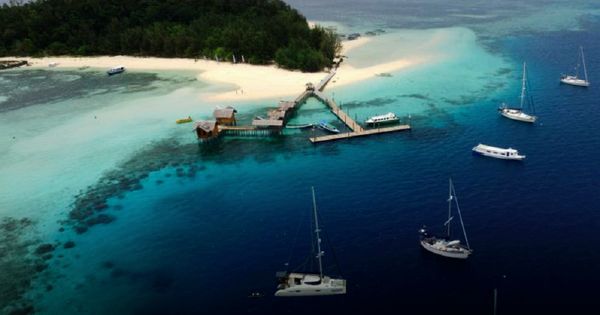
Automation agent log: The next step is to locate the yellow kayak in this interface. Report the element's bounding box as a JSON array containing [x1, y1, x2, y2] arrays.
[[176, 116, 193, 124]]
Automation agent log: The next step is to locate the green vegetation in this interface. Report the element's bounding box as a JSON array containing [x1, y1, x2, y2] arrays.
[[0, 0, 341, 72]]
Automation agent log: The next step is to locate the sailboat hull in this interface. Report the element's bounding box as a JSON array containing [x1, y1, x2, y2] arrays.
[[560, 77, 590, 87], [499, 108, 536, 123], [420, 239, 472, 259]]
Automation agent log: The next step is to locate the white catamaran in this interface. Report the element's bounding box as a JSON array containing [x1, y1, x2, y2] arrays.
[[561, 46, 590, 87], [275, 187, 347, 297], [419, 179, 472, 259], [498, 62, 537, 123]]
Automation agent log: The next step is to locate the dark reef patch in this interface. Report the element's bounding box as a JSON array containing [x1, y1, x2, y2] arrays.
[[63, 241, 76, 249], [399, 93, 431, 101], [0, 217, 50, 314]]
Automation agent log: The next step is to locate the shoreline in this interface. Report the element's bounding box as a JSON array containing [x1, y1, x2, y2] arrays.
[[0, 36, 428, 102]]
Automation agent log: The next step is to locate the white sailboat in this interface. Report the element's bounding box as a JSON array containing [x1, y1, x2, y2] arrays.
[[275, 187, 347, 297], [561, 46, 590, 87], [419, 179, 472, 259], [498, 62, 537, 123]]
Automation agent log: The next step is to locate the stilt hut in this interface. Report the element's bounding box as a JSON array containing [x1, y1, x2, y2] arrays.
[[213, 106, 237, 126], [194, 120, 219, 140]]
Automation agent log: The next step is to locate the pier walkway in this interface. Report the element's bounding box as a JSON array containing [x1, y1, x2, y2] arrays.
[[309, 125, 411, 143], [313, 90, 364, 133]]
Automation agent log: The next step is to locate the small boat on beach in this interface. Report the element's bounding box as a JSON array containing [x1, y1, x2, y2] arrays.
[[48, 62, 59, 68], [275, 187, 347, 297], [472, 144, 525, 161], [318, 121, 340, 134], [560, 46, 590, 87], [498, 62, 537, 123], [365, 112, 399, 126], [176, 116, 193, 124], [107, 66, 125, 76], [419, 179, 472, 259]]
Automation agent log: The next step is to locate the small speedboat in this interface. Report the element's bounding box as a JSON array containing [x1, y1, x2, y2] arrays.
[[365, 112, 399, 126], [318, 121, 340, 134], [176, 116, 193, 124], [107, 66, 125, 76], [285, 123, 314, 129], [472, 144, 525, 161]]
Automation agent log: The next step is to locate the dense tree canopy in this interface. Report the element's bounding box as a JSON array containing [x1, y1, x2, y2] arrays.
[[0, 0, 341, 71]]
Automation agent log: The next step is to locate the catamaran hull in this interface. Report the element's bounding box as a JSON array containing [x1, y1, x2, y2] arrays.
[[420, 241, 471, 259], [275, 286, 347, 297], [560, 78, 590, 87]]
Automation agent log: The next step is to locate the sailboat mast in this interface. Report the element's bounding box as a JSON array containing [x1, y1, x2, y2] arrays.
[[311, 187, 324, 279], [520, 62, 527, 109], [451, 183, 471, 249], [447, 178, 452, 237], [581, 46, 588, 82]]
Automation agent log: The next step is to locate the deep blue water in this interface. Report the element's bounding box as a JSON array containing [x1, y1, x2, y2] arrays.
[[59, 22, 600, 315], [4, 3, 599, 314]]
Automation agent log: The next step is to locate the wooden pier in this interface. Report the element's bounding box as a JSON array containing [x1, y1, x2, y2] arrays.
[[194, 59, 412, 143], [310, 124, 411, 143], [313, 90, 364, 132]]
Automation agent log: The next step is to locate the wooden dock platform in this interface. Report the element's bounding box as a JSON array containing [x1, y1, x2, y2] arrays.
[[309, 124, 411, 143], [313, 90, 364, 132]]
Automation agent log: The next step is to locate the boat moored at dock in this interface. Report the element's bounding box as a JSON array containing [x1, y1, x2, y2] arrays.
[[472, 144, 525, 160], [318, 121, 340, 134], [365, 112, 399, 126], [107, 66, 126, 76]]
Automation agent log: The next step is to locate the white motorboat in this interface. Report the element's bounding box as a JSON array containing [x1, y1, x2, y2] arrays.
[[318, 121, 340, 134], [275, 187, 347, 297], [365, 112, 399, 126], [560, 46, 590, 87], [498, 62, 537, 123], [107, 65, 126, 76], [472, 144, 525, 161], [48, 62, 59, 68], [419, 179, 472, 259]]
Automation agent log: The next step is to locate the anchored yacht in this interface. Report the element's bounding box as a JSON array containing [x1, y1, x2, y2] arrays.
[[498, 62, 537, 123], [472, 144, 525, 161], [275, 187, 347, 297]]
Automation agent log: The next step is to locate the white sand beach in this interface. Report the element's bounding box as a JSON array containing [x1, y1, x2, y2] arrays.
[[2, 32, 438, 102]]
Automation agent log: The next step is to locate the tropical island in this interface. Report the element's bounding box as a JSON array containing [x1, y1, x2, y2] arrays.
[[0, 0, 340, 72]]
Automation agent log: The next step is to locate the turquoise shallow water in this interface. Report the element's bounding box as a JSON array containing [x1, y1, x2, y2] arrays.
[[2, 2, 600, 314]]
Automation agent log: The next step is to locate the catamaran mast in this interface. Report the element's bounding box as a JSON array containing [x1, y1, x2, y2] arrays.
[[451, 182, 471, 249], [447, 178, 452, 237], [581, 46, 588, 83], [520, 62, 527, 109], [311, 187, 324, 279]]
